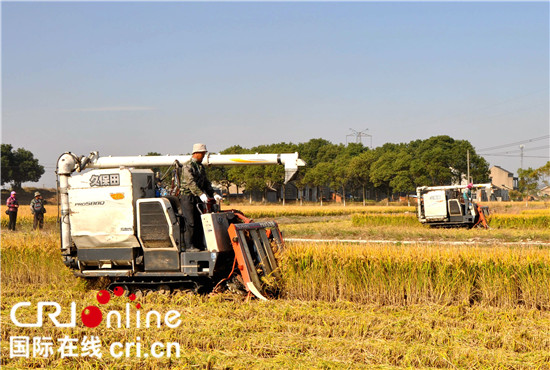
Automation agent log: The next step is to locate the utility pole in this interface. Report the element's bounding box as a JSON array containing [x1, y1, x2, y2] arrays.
[[467, 150, 470, 184], [519, 144, 526, 207], [519, 145, 524, 170]]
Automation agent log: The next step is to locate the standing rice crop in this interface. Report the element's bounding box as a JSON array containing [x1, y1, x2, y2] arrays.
[[1, 231, 72, 287], [521, 208, 550, 215], [488, 214, 550, 229], [233, 205, 415, 218], [351, 213, 419, 227], [280, 242, 550, 309]]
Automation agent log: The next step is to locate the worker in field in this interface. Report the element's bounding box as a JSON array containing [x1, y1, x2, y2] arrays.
[[180, 143, 222, 251], [462, 183, 473, 212], [30, 191, 46, 230], [6, 191, 19, 231]]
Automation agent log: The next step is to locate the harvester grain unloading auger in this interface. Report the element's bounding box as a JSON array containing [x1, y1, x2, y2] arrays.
[[56, 150, 305, 299]]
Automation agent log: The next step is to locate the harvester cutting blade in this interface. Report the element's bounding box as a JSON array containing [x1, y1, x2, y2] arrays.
[[228, 221, 284, 300]]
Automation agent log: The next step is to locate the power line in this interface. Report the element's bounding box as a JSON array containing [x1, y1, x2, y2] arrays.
[[479, 145, 550, 156], [410, 88, 548, 129], [2, 166, 58, 169], [477, 135, 550, 152], [481, 154, 549, 158]]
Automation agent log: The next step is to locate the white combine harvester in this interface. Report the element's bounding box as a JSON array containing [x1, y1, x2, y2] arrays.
[[416, 184, 490, 228], [56, 151, 305, 299]]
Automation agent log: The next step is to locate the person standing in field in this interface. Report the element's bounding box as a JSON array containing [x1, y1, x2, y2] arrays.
[[180, 143, 222, 251], [6, 191, 19, 231], [462, 183, 473, 212], [30, 191, 46, 230]]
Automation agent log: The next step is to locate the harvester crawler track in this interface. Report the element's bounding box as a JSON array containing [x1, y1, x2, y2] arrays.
[[106, 279, 204, 296]]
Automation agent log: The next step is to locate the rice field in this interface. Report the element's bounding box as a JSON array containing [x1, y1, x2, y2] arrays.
[[281, 242, 550, 309], [522, 208, 550, 215], [1, 201, 549, 368], [233, 204, 416, 218], [488, 214, 550, 229], [350, 212, 550, 229]]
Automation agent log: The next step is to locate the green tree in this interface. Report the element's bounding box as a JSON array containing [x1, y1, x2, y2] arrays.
[[409, 136, 489, 186], [347, 150, 376, 205], [370, 148, 399, 203], [389, 149, 415, 194], [1, 144, 45, 190], [250, 142, 299, 204], [331, 154, 352, 206], [304, 161, 334, 206], [206, 166, 231, 196], [296, 139, 338, 203], [535, 161, 550, 187], [410, 136, 456, 185], [297, 139, 332, 166], [242, 166, 268, 203], [517, 167, 540, 200], [227, 166, 247, 196]]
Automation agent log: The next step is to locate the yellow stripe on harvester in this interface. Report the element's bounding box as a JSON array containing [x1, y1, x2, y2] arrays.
[[230, 158, 268, 163]]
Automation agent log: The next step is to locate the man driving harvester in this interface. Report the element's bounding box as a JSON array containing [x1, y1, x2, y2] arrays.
[[180, 143, 223, 251]]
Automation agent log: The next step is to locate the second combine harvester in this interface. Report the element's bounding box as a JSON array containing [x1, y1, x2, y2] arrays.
[[416, 184, 490, 228], [56, 150, 306, 300]]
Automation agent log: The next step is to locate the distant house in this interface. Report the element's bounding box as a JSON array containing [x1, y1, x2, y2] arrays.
[[540, 186, 550, 198], [489, 166, 518, 201], [490, 166, 518, 190]]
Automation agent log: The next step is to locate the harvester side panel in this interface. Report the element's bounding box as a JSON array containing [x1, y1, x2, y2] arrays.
[[422, 190, 447, 221], [67, 169, 153, 249], [201, 213, 233, 253]]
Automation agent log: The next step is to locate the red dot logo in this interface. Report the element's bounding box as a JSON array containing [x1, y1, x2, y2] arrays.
[[113, 286, 124, 297], [96, 290, 111, 304], [81, 306, 102, 328], [87, 286, 143, 322]]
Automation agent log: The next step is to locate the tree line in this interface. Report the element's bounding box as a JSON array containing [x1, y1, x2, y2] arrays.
[[206, 135, 491, 203], [4, 139, 547, 201]]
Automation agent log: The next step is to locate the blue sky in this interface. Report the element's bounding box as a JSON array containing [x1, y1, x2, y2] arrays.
[[2, 2, 549, 187]]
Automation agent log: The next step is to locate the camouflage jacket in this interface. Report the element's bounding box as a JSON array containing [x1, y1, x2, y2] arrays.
[[181, 158, 214, 197]]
